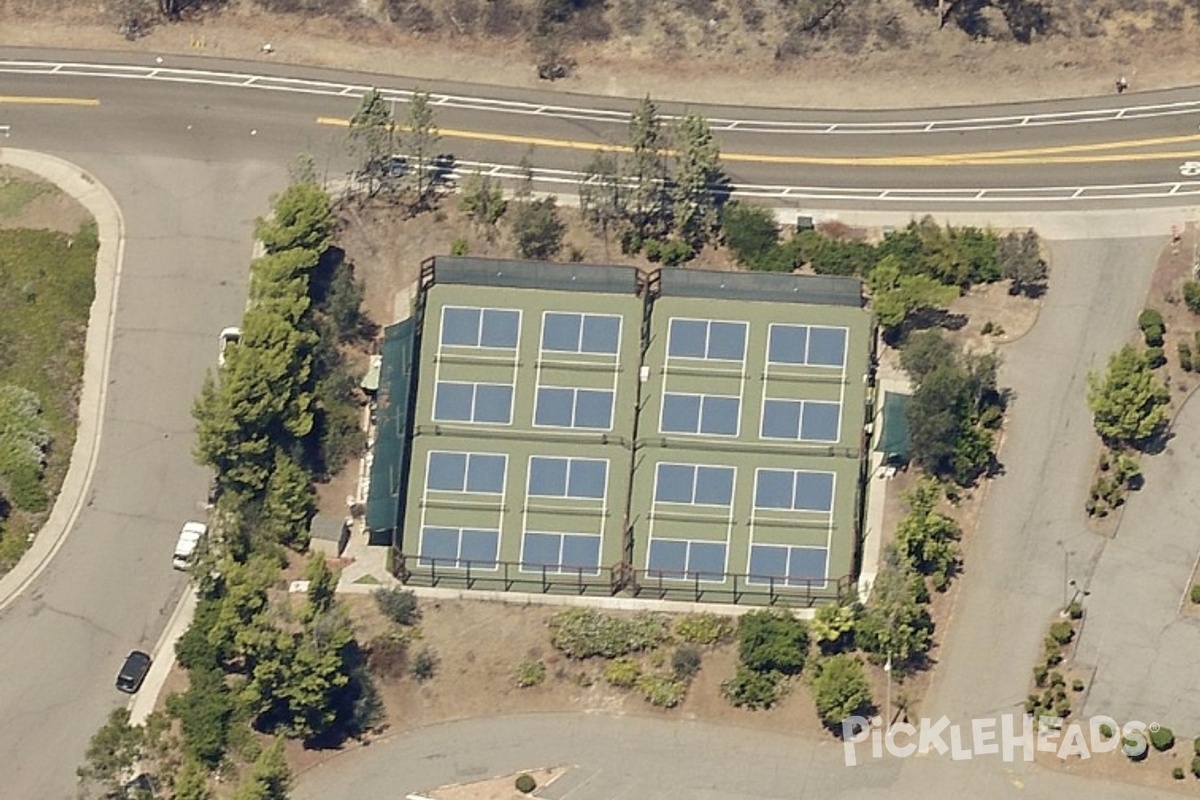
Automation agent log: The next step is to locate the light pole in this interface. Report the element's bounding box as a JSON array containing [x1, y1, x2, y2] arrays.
[[884, 652, 893, 732], [1056, 539, 1070, 611]]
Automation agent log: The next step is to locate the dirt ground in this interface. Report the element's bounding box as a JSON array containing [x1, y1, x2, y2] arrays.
[[427, 767, 567, 800], [0, 166, 91, 234], [1, 0, 1198, 111]]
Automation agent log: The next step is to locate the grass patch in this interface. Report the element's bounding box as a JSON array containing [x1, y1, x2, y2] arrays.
[[353, 574, 381, 585], [0, 222, 98, 570], [0, 176, 56, 219]]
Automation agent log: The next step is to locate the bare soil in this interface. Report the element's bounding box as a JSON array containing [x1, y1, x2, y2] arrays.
[[0, 166, 91, 234], [427, 767, 567, 800], [1, 0, 1198, 111]]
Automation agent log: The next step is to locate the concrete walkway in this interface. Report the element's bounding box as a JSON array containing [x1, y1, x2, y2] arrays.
[[0, 148, 124, 614]]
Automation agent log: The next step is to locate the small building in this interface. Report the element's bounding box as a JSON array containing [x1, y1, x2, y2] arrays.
[[366, 256, 875, 606], [308, 514, 350, 558]]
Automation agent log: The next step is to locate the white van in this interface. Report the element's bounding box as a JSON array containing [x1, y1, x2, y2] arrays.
[[172, 521, 208, 570]]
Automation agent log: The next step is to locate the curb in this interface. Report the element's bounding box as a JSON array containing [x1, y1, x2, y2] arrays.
[[0, 148, 125, 612]]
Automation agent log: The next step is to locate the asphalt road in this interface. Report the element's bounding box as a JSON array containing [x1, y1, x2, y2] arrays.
[[0, 47, 1193, 799]]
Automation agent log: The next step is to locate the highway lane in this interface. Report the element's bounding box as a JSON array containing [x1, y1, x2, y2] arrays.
[[3, 57, 1200, 203]]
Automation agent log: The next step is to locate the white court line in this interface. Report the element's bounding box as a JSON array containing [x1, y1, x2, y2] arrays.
[[3, 59, 1200, 135]]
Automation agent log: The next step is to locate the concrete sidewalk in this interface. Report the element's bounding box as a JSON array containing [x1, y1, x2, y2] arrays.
[[0, 148, 125, 613]]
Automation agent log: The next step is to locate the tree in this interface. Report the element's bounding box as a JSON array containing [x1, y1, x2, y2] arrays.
[[672, 112, 724, 249], [261, 451, 316, 550], [231, 739, 291, 800], [809, 654, 872, 728], [997, 229, 1046, 295], [401, 89, 441, 208], [855, 555, 933, 670], [899, 330, 958, 386], [287, 151, 320, 187], [459, 170, 508, 232], [737, 610, 809, 675], [166, 664, 235, 768], [868, 255, 960, 335], [1087, 344, 1171, 447], [721, 201, 780, 268], [625, 96, 670, 237], [893, 479, 961, 590], [907, 364, 972, 478], [174, 757, 214, 800], [579, 150, 626, 257], [1183, 281, 1200, 315], [255, 182, 333, 255], [511, 196, 566, 260], [305, 552, 338, 615], [346, 89, 394, 197], [76, 708, 143, 799]]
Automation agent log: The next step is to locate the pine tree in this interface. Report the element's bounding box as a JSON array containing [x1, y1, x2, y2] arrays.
[[671, 112, 724, 249], [346, 89, 394, 197]]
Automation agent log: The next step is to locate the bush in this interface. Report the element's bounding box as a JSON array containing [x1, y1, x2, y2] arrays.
[[1071, 679, 1085, 692], [808, 654, 872, 728], [373, 588, 420, 625], [722, 665, 785, 709], [511, 197, 565, 260], [1150, 726, 1175, 752], [449, 236, 469, 256], [1191, 584, 1200, 604], [550, 608, 671, 659], [737, 610, 809, 675], [1179, 342, 1194, 372], [515, 773, 537, 794], [1066, 600, 1084, 620], [1184, 280, 1200, 315], [659, 239, 696, 266], [1048, 621, 1075, 646], [1173, 766, 1185, 780], [636, 672, 687, 708], [604, 657, 642, 688], [1145, 346, 1166, 369], [674, 613, 733, 645], [410, 646, 438, 682], [515, 660, 546, 688], [643, 238, 663, 262], [1100, 723, 1114, 739], [672, 645, 702, 679], [1032, 663, 1049, 687], [1138, 308, 1164, 333], [1192, 755, 1200, 778], [721, 201, 780, 268]]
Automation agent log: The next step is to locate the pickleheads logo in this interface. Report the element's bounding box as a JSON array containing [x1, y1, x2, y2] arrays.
[[841, 714, 1154, 767]]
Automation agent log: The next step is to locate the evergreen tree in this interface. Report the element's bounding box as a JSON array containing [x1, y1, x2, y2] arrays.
[[346, 89, 394, 197], [671, 112, 724, 249]]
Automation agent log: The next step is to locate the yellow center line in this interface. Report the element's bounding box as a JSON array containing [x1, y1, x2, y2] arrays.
[[316, 116, 1200, 167], [0, 96, 100, 106]]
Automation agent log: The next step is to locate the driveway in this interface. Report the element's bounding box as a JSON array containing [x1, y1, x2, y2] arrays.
[[1076, 386, 1200, 733]]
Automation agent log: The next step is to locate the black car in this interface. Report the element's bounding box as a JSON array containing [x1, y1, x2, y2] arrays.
[[116, 650, 152, 694]]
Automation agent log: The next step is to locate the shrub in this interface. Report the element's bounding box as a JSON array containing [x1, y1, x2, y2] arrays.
[[1125, 736, 1148, 760], [1192, 755, 1200, 778], [1138, 308, 1164, 333], [722, 666, 784, 709], [672, 645, 702, 679], [674, 613, 733, 645], [1191, 584, 1200, 604], [1048, 621, 1075, 646], [808, 654, 872, 728], [1151, 726, 1176, 752], [1184, 280, 1200, 314], [643, 238, 663, 262], [1173, 766, 1185, 780], [550, 608, 671, 659], [1099, 723, 1114, 739], [737, 610, 809, 675], [515, 660, 546, 688], [1194, 735, 1200, 756], [515, 773, 537, 794], [373, 588, 420, 625], [1066, 601, 1084, 620], [1071, 679, 1085, 692], [511, 197, 565, 260], [1146, 346, 1166, 369], [636, 672, 687, 708], [604, 657, 642, 688], [1032, 663, 1049, 687], [1179, 342, 1194, 372], [410, 646, 438, 682], [449, 236, 469, 256], [659, 239, 696, 266]]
